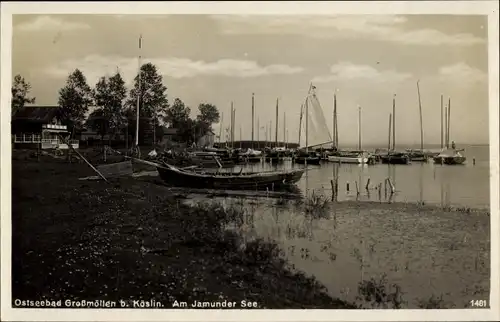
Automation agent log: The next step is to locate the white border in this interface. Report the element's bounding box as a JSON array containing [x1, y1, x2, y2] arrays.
[[1, 1, 499, 321]]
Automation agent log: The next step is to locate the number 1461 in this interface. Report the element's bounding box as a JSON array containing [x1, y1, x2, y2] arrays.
[[470, 300, 488, 308]]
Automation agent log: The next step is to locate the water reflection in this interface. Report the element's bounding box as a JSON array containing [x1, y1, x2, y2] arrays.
[[211, 196, 490, 308], [223, 151, 488, 208]]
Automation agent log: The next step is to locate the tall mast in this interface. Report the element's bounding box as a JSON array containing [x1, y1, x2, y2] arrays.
[[444, 104, 448, 149], [283, 111, 286, 148], [275, 98, 279, 148], [448, 97, 451, 148], [388, 113, 392, 151], [233, 105, 236, 149], [358, 105, 362, 151], [333, 92, 338, 149], [230, 102, 234, 148], [256, 117, 260, 149], [305, 97, 309, 153], [218, 112, 223, 144], [392, 94, 396, 151], [440, 94, 443, 149], [251, 93, 255, 149], [298, 103, 304, 147], [417, 80, 424, 151], [135, 34, 143, 147]]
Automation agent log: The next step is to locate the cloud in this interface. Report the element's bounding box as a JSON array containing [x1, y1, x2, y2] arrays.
[[43, 54, 304, 86], [210, 15, 485, 46], [16, 15, 91, 32], [312, 61, 412, 83], [438, 62, 487, 84]]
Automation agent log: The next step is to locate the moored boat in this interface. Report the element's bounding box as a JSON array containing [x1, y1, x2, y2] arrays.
[[156, 163, 305, 190], [265, 149, 285, 163], [328, 150, 369, 164], [433, 149, 466, 165], [380, 152, 411, 165], [405, 149, 428, 162], [238, 148, 262, 163], [293, 151, 321, 165]]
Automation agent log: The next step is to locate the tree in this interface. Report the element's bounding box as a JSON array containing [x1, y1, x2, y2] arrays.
[[11, 74, 36, 114], [164, 98, 191, 128], [126, 63, 169, 144], [196, 103, 220, 126], [195, 103, 219, 141], [88, 72, 127, 143], [57, 69, 93, 133], [85, 109, 108, 140]]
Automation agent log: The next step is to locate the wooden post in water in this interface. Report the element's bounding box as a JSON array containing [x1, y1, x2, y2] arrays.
[[387, 178, 395, 194], [330, 179, 335, 201], [365, 178, 371, 191]]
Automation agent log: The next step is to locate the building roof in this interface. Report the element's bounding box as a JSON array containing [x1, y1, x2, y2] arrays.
[[12, 105, 59, 123]]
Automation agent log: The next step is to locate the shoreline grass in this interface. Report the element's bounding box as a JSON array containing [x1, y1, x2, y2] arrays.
[[11, 159, 356, 309]]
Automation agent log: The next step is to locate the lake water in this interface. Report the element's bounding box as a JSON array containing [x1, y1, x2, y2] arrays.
[[225, 145, 491, 209], [181, 145, 491, 308]]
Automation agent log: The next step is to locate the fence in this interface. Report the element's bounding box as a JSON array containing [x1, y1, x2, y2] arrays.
[[13, 134, 79, 149]]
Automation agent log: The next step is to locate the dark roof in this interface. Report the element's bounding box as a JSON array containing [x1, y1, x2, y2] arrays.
[[12, 105, 59, 123]]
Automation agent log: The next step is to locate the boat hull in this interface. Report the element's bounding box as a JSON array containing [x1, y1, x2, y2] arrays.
[[157, 166, 305, 190], [327, 155, 369, 164], [380, 155, 411, 165], [433, 156, 466, 165], [294, 157, 321, 165]]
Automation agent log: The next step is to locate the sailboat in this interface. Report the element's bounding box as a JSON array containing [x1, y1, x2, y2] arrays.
[[406, 80, 428, 162], [327, 93, 370, 164], [294, 84, 331, 165], [433, 98, 466, 165], [380, 94, 411, 165], [265, 98, 286, 163]]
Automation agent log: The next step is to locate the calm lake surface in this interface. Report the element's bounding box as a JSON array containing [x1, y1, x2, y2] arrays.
[[180, 145, 491, 308], [224, 144, 491, 209]]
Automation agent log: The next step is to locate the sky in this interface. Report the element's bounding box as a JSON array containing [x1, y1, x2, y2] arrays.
[[11, 14, 489, 146]]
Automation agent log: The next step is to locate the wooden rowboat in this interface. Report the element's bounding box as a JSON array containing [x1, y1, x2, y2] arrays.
[[156, 163, 305, 190]]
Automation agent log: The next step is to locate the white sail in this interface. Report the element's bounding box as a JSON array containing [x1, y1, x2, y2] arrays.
[[299, 90, 332, 149]]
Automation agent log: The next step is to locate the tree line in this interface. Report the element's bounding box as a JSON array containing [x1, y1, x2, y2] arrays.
[[11, 63, 220, 146]]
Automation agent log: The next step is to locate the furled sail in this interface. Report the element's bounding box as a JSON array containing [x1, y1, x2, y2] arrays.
[[299, 88, 332, 149]]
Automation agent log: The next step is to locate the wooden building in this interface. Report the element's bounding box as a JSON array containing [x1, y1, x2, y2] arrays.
[[11, 105, 79, 150]]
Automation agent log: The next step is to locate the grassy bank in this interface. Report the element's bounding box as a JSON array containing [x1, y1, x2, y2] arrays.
[[11, 158, 356, 309]]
